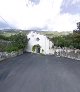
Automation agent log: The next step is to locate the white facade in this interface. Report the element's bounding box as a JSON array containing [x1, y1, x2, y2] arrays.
[[26, 31, 53, 54]]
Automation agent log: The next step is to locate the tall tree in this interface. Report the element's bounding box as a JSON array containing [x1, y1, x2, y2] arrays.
[[73, 22, 80, 33], [77, 22, 80, 31]]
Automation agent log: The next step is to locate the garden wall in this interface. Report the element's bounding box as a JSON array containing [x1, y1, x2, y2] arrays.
[[0, 50, 23, 61], [50, 48, 80, 60]]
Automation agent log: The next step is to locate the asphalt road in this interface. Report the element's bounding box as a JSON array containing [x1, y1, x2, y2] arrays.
[[0, 53, 80, 92]]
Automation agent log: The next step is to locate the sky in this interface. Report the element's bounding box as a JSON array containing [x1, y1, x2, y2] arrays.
[[0, 0, 80, 31]]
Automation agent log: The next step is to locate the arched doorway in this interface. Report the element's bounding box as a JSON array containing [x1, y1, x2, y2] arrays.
[[32, 44, 41, 53]]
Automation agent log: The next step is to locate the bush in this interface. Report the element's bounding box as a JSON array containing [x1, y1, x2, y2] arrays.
[[10, 33, 28, 50], [0, 33, 28, 52], [32, 46, 36, 52], [51, 33, 80, 49], [5, 45, 19, 53], [0, 34, 9, 40]]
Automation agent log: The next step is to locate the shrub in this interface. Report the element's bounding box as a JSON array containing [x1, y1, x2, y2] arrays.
[[0, 33, 28, 52], [51, 33, 80, 49], [32, 46, 35, 52]]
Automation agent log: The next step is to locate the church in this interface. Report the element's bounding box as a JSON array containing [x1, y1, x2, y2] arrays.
[[26, 31, 53, 54]]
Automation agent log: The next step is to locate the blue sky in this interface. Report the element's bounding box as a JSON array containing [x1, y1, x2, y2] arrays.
[[29, 0, 40, 5], [0, 21, 9, 28], [61, 0, 80, 14], [0, 0, 80, 31]]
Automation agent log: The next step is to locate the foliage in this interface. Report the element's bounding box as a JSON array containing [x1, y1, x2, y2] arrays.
[[77, 22, 80, 31], [73, 22, 80, 33], [32, 45, 36, 52], [0, 33, 28, 52], [0, 34, 9, 40], [51, 33, 80, 49], [9, 33, 28, 50], [0, 43, 6, 52], [32, 45, 41, 52], [5, 44, 19, 53]]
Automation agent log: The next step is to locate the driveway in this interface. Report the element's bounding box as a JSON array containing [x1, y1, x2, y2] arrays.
[[0, 53, 80, 92]]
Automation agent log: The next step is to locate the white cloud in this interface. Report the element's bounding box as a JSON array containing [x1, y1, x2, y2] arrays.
[[0, 0, 80, 31], [48, 14, 80, 31]]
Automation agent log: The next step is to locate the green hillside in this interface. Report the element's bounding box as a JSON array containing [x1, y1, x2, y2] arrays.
[[0, 29, 72, 38]]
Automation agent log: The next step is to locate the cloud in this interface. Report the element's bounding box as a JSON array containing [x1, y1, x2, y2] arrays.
[[61, 0, 80, 14], [48, 14, 80, 31], [0, 0, 80, 31]]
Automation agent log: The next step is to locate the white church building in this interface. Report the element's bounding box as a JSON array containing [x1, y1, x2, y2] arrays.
[[26, 31, 53, 54]]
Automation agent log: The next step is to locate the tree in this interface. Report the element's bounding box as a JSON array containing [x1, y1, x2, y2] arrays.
[[1, 33, 28, 52], [51, 33, 80, 49], [8, 33, 28, 51], [77, 22, 80, 31], [0, 33, 28, 52], [14, 33, 27, 48], [73, 22, 80, 33], [0, 34, 9, 40]]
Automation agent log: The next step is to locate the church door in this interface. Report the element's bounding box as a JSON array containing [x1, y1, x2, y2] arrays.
[[37, 47, 40, 53]]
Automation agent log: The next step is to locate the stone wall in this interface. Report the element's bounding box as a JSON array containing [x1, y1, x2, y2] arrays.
[[50, 48, 80, 60], [0, 50, 23, 61]]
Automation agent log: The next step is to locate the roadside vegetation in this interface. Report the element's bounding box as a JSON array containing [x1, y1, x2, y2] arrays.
[[0, 33, 28, 52], [51, 33, 80, 49], [51, 22, 80, 49]]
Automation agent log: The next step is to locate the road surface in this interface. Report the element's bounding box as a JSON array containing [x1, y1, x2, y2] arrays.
[[0, 53, 80, 92]]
